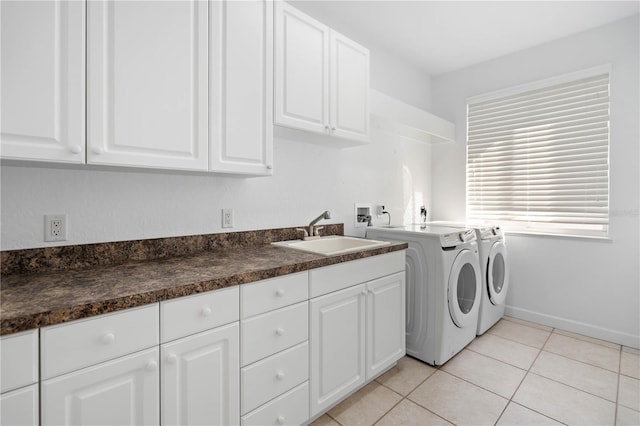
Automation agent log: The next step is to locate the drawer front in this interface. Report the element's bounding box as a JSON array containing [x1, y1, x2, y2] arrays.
[[241, 272, 308, 319], [161, 286, 239, 343], [41, 304, 159, 379], [309, 251, 405, 297], [241, 301, 308, 366], [241, 341, 308, 415], [241, 381, 309, 426], [0, 329, 38, 393]]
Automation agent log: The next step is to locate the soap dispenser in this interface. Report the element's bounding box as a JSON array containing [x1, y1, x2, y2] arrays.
[[420, 205, 427, 228]]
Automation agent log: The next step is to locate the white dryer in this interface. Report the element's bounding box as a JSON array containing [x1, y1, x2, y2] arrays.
[[366, 225, 481, 366], [474, 226, 509, 335]]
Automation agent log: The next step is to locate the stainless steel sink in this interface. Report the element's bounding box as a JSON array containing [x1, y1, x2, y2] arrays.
[[272, 236, 390, 256]]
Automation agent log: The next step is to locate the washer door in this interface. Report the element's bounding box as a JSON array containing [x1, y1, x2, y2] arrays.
[[448, 249, 481, 328], [487, 241, 509, 305]]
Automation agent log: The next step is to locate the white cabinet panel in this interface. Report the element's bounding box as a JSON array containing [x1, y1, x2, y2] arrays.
[[161, 323, 240, 426], [366, 272, 406, 380], [274, 1, 369, 145], [0, 330, 38, 393], [274, 1, 329, 134], [0, 0, 85, 163], [240, 272, 308, 318], [210, 0, 274, 175], [310, 284, 366, 417], [161, 286, 239, 343], [241, 301, 308, 366], [309, 251, 405, 298], [42, 347, 160, 426], [241, 341, 308, 415], [241, 382, 309, 426], [0, 385, 39, 426], [87, 0, 208, 170], [330, 31, 370, 143], [41, 304, 159, 380]]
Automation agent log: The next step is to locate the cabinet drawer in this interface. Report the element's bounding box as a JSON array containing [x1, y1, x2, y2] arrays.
[[241, 342, 308, 415], [241, 272, 308, 318], [309, 251, 405, 297], [41, 304, 159, 379], [241, 381, 309, 426], [242, 301, 308, 366], [1, 329, 38, 393], [161, 286, 239, 343]]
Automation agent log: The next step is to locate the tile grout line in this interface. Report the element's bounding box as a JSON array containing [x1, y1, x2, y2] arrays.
[[493, 325, 563, 425], [373, 365, 453, 425], [539, 347, 621, 374], [614, 344, 622, 425]]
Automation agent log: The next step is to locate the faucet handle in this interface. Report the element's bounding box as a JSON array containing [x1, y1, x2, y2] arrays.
[[314, 226, 324, 237], [295, 227, 309, 238]]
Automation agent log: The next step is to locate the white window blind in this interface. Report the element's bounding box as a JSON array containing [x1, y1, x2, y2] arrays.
[[467, 68, 610, 236]]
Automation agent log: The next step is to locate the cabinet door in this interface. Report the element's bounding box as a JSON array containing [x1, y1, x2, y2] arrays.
[[162, 323, 239, 426], [310, 284, 366, 417], [42, 348, 159, 426], [274, 1, 329, 134], [210, 0, 273, 176], [366, 272, 406, 380], [0, 385, 38, 426], [0, 0, 85, 163], [330, 31, 370, 143], [87, 0, 208, 171]]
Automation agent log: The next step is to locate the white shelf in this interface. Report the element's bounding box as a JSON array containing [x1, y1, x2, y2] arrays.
[[370, 89, 455, 143]]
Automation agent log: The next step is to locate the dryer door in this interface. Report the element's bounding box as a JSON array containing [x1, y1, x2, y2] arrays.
[[487, 241, 509, 305], [448, 249, 481, 328]]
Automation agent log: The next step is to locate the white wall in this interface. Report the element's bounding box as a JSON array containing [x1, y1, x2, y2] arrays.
[[0, 37, 433, 250], [431, 16, 640, 347]]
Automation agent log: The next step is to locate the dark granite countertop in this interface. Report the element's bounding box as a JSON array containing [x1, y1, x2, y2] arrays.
[[1, 231, 407, 335]]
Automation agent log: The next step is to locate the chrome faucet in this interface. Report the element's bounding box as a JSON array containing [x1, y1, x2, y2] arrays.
[[303, 210, 331, 239]]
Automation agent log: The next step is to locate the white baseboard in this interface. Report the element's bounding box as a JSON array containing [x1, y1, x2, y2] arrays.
[[505, 305, 640, 349]]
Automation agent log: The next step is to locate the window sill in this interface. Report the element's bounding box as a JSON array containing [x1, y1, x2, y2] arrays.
[[503, 229, 612, 242]]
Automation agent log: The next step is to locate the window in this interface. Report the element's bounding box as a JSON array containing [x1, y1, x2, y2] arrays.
[[466, 66, 610, 237]]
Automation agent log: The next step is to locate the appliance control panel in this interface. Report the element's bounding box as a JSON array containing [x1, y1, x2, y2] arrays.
[[441, 229, 476, 248]]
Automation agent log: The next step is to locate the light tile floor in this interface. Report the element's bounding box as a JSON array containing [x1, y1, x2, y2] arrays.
[[311, 316, 640, 426]]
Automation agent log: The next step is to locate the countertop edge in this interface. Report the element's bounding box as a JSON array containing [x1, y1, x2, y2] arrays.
[[1, 243, 407, 335]]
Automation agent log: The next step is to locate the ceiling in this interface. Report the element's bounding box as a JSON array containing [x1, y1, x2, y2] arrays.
[[289, 1, 640, 76]]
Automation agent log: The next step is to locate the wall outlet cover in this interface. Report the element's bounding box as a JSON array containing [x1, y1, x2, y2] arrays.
[[44, 214, 67, 242], [222, 209, 234, 228]]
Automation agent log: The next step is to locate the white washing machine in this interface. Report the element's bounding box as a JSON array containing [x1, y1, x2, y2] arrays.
[[429, 222, 510, 335], [366, 225, 481, 366]]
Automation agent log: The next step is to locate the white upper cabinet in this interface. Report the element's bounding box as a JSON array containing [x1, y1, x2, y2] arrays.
[[210, 0, 274, 176], [274, 2, 329, 135], [330, 32, 370, 143], [274, 2, 370, 145], [86, 0, 208, 171], [0, 0, 85, 163]]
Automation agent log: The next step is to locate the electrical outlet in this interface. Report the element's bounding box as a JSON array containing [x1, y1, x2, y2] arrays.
[[44, 214, 67, 242], [222, 209, 234, 228]]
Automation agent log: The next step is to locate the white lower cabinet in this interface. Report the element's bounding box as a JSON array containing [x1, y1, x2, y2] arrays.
[[41, 347, 160, 426], [161, 323, 240, 426], [0, 385, 38, 426], [160, 287, 240, 426], [1, 329, 39, 426], [309, 253, 406, 417], [241, 382, 309, 426], [240, 273, 310, 425], [310, 284, 367, 416], [366, 272, 406, 380], [5, 252, 405, 426]]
